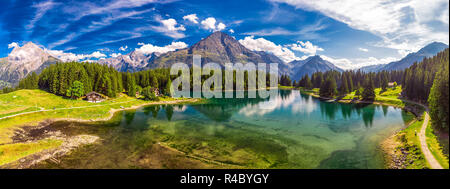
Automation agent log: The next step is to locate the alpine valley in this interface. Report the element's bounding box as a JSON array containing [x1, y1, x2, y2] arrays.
[[0, 32, 447, 88]]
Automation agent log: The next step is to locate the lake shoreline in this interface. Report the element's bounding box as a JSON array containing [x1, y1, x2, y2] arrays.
[[1, 89, 418, 169], [0, 98, 203, 167], [294, 88, 424, 169]]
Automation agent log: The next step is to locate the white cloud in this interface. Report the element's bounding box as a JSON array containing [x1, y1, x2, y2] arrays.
[[229, 29, 235, 34], [351, 56, 398, 69], [243, 19, 329, 41], [217, 23, 226, 31], [46, 49, 106, 62], [270, 0, 449, 54], [183, 14, 199, 24], [161, 18, 186, 31], [8, 42, 19, 49], [119, 45, 128, 51], [200, 17, 226, 31], [90, 51, 107, 58], [321, 55, 398, 70], [48, 8, 152, 48], [358, 48, 369, 52], [289, 41, 324, 55], [201, 17, 217, 30], [152, 16, 186, 39], [26, 0, 59, 31], [135, 41, 188, 55], [238, 36, 300, 63], [321, 55, 353, 70], [110, 53, 122, 58]]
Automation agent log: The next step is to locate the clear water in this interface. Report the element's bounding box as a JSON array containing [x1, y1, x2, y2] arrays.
[[35, 90, 414, 169]]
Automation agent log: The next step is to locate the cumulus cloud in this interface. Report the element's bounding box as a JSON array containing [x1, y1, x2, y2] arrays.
[[161, 18, 186, 31], [110, 53, 122, 58], [289, 41, 324, 55], [201, 17, 217, 30], [200, 17, 226, 31], [46, 49, 106, 62], [239, 36, 300, 63], [358, 48, 369, 52], [229, 29, 235, 34], [183, 14, 199, 24], [152, 16, 186, 39], [135, 41, 188, 55], [119, 45, 128, 51], [269, 0, 449, 53], [217, 22, 226, 31], [8, 42, 19, 49]]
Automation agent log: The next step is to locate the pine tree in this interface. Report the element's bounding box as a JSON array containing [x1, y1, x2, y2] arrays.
[[339, 74, 349, 95], [127, 72, 136, 97], [362, 77, 375, 101], [305, 75, 313, 90], [319, 76, 337, 98], [165, 78, 173, 96], [428, 63, 449, 130]]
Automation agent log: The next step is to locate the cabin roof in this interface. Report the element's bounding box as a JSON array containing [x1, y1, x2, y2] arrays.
[[86, 91, 102, 96]]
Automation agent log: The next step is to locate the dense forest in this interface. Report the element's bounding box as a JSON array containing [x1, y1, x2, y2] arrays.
[[289, 48, 449, 130], [14, 62, 275, 99], [290, 69, 402, 100], [16, 62, 173, 99]]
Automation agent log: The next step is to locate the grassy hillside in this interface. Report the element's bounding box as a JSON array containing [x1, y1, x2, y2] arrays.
[[0, 89, 195, 144], [0, 89, 199, 166]]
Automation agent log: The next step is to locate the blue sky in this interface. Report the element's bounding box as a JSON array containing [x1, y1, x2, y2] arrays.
[[0, 0, 448, 69]]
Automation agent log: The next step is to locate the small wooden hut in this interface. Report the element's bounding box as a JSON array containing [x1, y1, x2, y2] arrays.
[[86, 91, 104, 102], [151, 88, 160, 96]]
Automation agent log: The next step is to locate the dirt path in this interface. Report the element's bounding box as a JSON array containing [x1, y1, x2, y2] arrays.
[[419, 112, 443, 169]]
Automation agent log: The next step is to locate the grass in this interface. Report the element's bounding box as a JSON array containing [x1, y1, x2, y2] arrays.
[[0, 139, 62, 165], [395, 114, 429, 169], [425, 122, 449, 169], [308, 86, 408, 108], [0, 89, 200, 166], [0, 89, 198, 144]]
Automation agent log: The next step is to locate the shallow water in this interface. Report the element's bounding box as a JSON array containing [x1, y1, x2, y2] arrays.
[[35, 90, 414, 169]]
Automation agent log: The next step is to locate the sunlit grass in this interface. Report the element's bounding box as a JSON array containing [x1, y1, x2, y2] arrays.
[[0, 139, 62, 165], [396, 114, 429, 169], [0, 89, 198, 144], [425, 122, 449, 169]]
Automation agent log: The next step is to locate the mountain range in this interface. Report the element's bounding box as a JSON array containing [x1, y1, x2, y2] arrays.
[[359, 42, 448, 72], [0, 42, 59, 85], [0, 32, 447, 88], [100, 31, 342, 79], [287, 55, 343, 81]]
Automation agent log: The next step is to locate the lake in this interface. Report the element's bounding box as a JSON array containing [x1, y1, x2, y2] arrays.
[[34, 90, 414, 169]]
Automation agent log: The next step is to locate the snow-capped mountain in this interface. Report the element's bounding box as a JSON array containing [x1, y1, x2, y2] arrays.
[[0, 42, 59, 85]]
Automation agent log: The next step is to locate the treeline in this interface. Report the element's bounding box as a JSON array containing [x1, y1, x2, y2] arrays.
[[288, 69, 403, 100], [425, 49, 449, 130], [402, 49, 449, 103], [16, 61, 276, 99], [17, 62, 173, 99]]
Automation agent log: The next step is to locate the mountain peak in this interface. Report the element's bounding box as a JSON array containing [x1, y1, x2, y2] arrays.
[[417, 41, 448, 54], [1, 42, 58, 84], [189, 30, 249, 57], [309, 55, 323, 60]]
